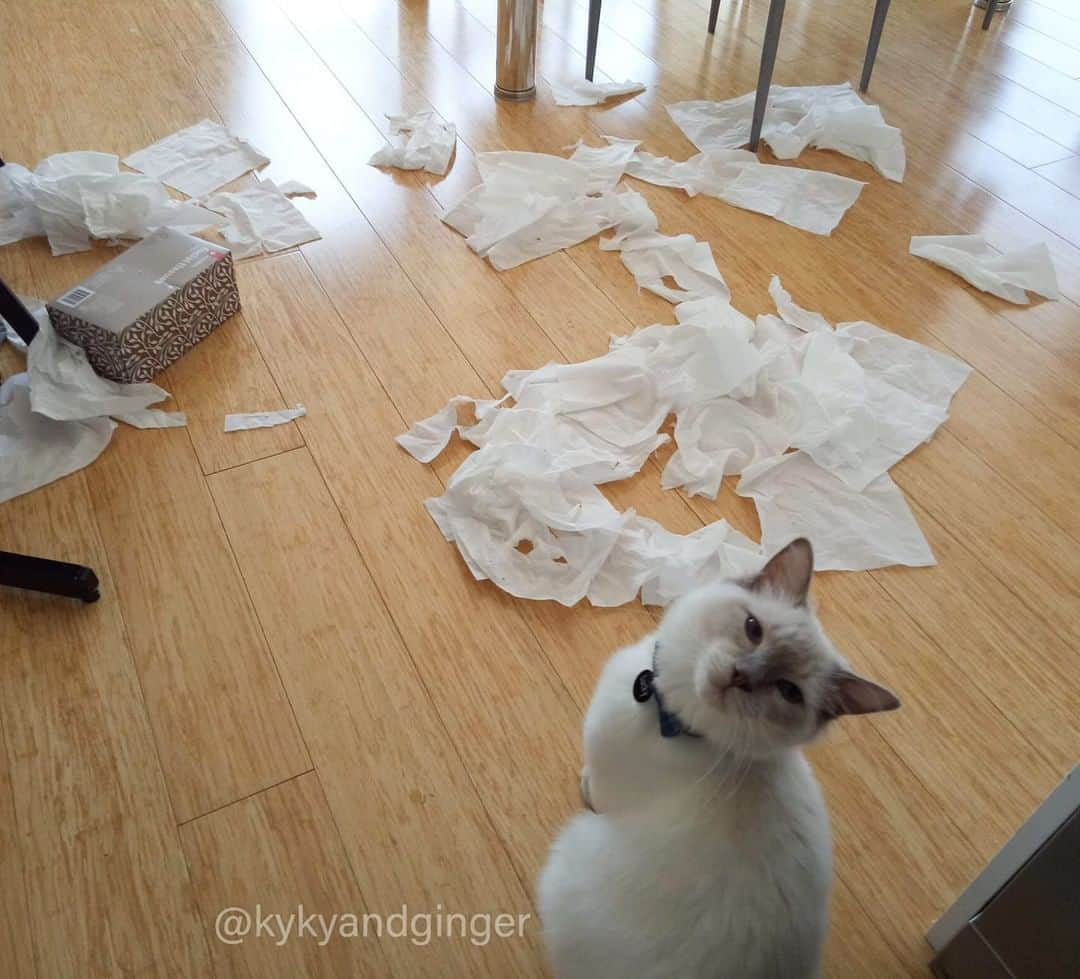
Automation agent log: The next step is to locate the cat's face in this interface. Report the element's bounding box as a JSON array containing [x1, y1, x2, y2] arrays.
[[655, 539, 898, 759]]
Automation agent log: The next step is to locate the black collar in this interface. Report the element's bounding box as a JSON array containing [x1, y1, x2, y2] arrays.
[[633, 642, 702, 739]]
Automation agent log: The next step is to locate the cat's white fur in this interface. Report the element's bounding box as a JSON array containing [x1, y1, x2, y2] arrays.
[[537, 540, 898, 979]]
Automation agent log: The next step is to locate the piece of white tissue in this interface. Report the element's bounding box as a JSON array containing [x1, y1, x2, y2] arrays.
[[909, 235, 1061, 305], [224, 405, 306, 431], [550, 79, 646, 107], [626, 149, 865, 236], [205, 180, 321, 258], [668, 83, 906, 182], [368, 111, 457, 176], [124, 119, 270, 198]]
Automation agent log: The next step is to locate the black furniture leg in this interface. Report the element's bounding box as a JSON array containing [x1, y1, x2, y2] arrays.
[[586, 0, 601, 81], [0, 551, 101, 603], [860, 0, 891, 92], [749, 0, 786, 152], [0, 275, 40, 347], [708, 0, 721, 35], [982, 0, 996, 30]]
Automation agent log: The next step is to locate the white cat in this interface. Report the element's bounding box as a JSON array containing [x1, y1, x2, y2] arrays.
[[537, 539, 899, 979]]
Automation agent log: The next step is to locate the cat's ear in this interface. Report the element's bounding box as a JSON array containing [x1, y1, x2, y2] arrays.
[[824, 671, 900, 717], [749, 538, 814, 605]]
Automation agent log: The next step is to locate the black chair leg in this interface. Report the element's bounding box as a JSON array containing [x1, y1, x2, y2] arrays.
[[982, 0, 996, 30], [860, 0, 891, 92], [586, 0, 601, 81], [0, 551, 101, 603], [749, 0, 786, 152], [708, 0, 721, 35], [0, 276, 40, 346]]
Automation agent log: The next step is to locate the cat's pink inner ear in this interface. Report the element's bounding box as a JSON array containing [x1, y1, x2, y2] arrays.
[[750, 538, 814, 605], [827, 671, 900, 716]]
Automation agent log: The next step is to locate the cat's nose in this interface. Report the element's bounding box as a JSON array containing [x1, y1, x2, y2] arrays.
[[729, 668, 750, 690]]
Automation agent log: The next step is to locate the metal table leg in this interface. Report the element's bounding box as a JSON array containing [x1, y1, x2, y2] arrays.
[[495, 0, 538, 100], [749, 0, 786, 152]]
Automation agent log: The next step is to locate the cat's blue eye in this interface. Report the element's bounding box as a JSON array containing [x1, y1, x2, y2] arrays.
[[744, 614, 763, 644], [776, 679, 803, 705]]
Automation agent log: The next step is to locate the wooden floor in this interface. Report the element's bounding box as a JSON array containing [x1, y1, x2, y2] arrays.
[[2, 0, 1079, 975]]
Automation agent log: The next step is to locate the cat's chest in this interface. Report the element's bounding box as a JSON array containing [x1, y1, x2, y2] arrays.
[[583, 639, 716, 813]]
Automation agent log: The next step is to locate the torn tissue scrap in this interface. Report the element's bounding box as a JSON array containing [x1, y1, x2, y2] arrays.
[[396, 279, 971, 603]]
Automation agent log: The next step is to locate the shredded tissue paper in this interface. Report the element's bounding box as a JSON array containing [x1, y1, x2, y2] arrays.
[[909, 235, 1061, 305], [668, 83, 906, 182], [396, 275, 970, 604], [1, 309, 185, 504], [550, 79, 647, 107], [368, 111, 457, 176], [124, 119, 270, 198], [0, 151, 220, 255]]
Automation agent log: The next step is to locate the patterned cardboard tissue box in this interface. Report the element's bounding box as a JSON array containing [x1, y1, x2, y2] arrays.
[[47, 227, 240, 383]]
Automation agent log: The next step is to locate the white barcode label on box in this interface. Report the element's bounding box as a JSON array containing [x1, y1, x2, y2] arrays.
[[58, 285, 94, 308]]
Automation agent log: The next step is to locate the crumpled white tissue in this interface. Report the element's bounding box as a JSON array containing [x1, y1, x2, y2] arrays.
[[401, 272, 970, 595], [0, 374, 115, 505], [506, 345, 673, 458], [424, 440, 760, 607], [614, 302, 764, 409], [0, 309, 184, 503], [27, 313, 173, 422], [909, 235, 1060, 305], [224, 405, 306, 431], [426, 443, 631, 606], [610, 231, 731, 305], [668, 83, 905, 182], [550, 79, 646, 106], [205, 180, 321, 258], [441, 138, 640, 269], [736, 451, 934, 571], [597, 189, 732, 304], [736, 280, 971, 491], [124, 119, 269, 198], [626, 149, 864, 235], [368, 111, 457, 176], [1, 153, 221, 255]]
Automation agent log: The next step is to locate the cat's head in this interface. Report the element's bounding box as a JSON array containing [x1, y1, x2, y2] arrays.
[[654, 538, 898, 758]]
